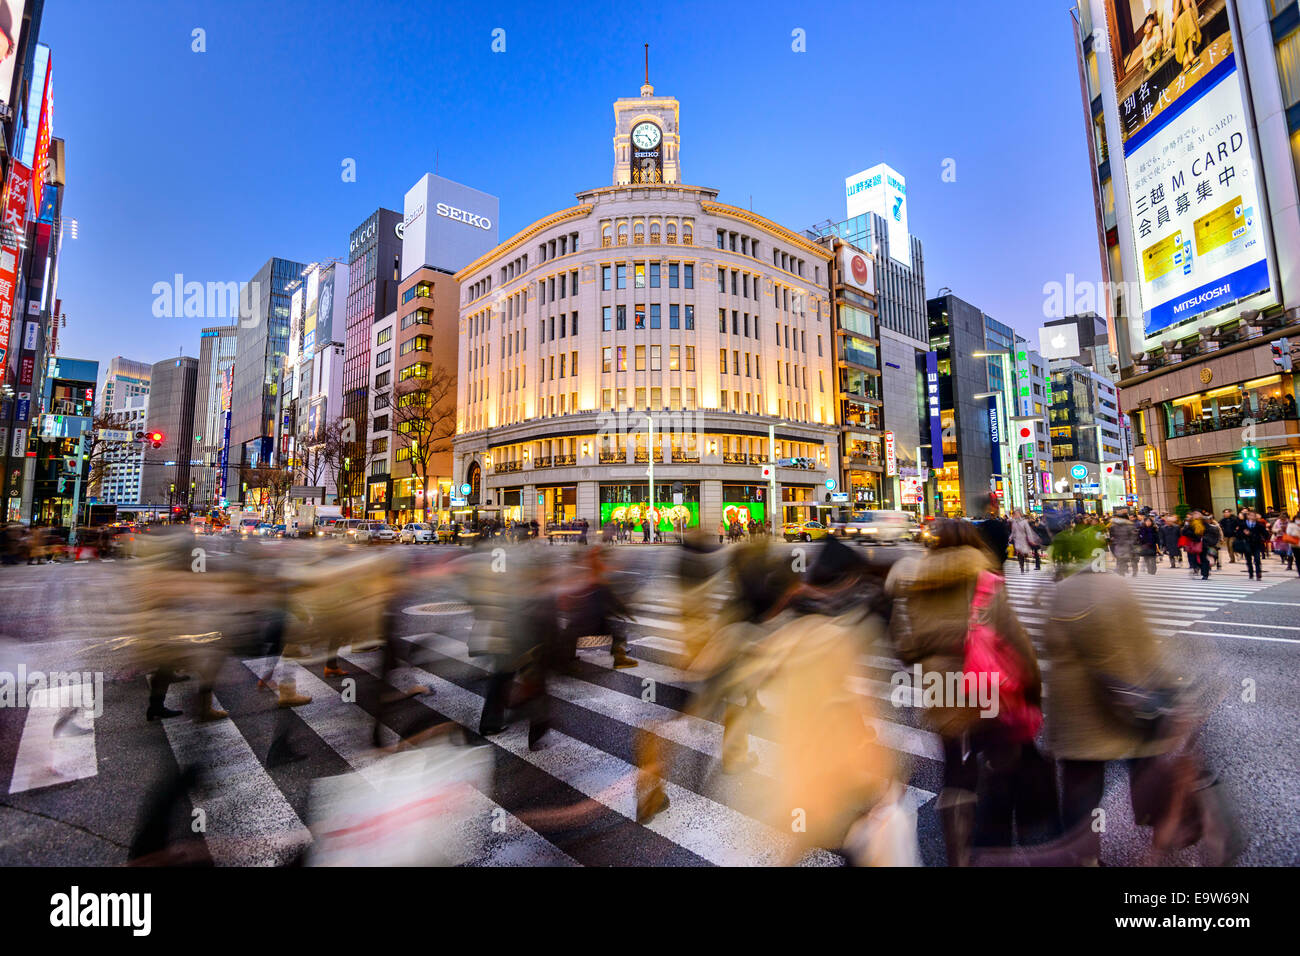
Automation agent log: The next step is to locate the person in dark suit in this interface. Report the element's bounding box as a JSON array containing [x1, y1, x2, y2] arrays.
[[1238, 509, 1271, 580]]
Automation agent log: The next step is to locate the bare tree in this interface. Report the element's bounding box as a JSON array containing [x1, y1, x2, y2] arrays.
[[240, 465, 294, 523], [322, 412, 372, 517], [392, 365, 456, 517], [296, 441, 328, 497], [84, 412, 137, 499]]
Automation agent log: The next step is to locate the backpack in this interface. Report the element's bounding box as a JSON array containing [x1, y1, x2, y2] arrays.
[[963, 571, 1042, 742]]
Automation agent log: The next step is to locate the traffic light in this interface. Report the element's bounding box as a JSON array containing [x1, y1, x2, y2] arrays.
[[148, 431, 164, 448], [1240, 445, 1260, 471]]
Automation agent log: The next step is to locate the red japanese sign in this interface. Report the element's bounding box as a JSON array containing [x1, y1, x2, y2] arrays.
[[31, 54, 52, 215], [0, 160, 32, 367]]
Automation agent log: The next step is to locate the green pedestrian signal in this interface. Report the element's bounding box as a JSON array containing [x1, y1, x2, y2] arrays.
[[1240, 446, 1260, 471]]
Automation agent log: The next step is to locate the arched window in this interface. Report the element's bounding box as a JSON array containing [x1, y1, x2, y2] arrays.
[[633, 221, 645, 245], [682, 225, 693, 246], [617, 223, 628, 245], [666, 223, 677, 245], [602, 225, 612, 248], [649, 220, 661, 244]]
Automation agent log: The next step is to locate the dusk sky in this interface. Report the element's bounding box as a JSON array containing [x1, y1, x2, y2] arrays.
[[43, 0, 1103, 369]]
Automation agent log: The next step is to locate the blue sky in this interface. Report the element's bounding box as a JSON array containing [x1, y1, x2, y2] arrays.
[[43, 0, 1102, 368]]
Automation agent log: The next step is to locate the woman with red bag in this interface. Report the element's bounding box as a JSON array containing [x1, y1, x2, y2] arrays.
[[886, 519, 1052, 865]]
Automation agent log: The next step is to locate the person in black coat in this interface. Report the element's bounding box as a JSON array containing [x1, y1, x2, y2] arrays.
[[1219, 509, 1241, 564], [1158, 515, 1182, 568], [1237, 509, 1271, 580]]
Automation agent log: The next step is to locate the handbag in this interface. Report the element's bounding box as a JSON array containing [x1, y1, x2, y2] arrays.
[[1185, 539, 1203, 554], [1096, 675, 1180, 740], [1285, 534, 1300, 546], [842, 783, 921, 866], [964, 571, 1042, 742]]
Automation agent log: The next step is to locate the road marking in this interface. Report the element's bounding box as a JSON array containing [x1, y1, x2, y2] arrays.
[[8, 686, 97, 794], [349, 656, 845, 866], [159, 689, 311, 866], [243, 658, 577, 867], [1231, 600, 1300, 606], [1191, 620, 1300, 631], [1176, 631, 1300, 645]]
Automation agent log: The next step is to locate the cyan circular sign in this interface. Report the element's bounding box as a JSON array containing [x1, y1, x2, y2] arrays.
[[460, 483, 472, 495], [1070, 465, 1088, 480], [824, 478, 837, 491]]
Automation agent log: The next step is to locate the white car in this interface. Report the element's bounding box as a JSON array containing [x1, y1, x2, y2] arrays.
[[399, 522, 434, 544], [349, 520, 396, 544]]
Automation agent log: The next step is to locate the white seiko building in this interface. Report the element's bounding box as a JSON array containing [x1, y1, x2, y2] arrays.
[[452, 77, 839, 533]]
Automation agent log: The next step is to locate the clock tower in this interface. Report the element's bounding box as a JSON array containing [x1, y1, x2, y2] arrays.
[[613, 45, 680, 186]]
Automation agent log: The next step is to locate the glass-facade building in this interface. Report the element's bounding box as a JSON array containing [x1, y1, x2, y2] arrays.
[[231, 257, 305, 480]]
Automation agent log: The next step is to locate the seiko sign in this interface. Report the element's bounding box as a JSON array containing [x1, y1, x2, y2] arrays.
[[436, 202, 491, 230]]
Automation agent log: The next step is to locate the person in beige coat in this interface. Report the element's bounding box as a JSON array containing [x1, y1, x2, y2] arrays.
[[886, 520, 1045, 864], [1043, 542, 1182, 864]]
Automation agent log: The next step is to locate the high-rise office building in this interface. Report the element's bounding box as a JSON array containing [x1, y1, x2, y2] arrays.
[[98, 356, 151, 415], [230, 257, 305, 483], [1072, 0, 1300, 515], [142, 356, 198, 509], [192, 326, 238, 506], [342, 210, 403, 515]]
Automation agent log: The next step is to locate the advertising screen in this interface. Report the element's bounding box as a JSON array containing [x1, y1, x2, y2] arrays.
[[599, 500, 699, 533], [0, 2, 28, 115], [845, 163, 910, 268], [1107, 0, 1273, 343], [840, 244, 875, 295]]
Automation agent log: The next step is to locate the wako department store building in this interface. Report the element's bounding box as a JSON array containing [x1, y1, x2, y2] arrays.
[[452, 78, 839, 532]]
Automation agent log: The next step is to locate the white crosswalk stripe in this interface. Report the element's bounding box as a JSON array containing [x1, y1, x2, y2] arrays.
[[2, 557, 1288, 866]]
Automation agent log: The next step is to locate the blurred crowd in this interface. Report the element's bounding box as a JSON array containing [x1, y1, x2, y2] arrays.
[[3, 494, 1256, 867]]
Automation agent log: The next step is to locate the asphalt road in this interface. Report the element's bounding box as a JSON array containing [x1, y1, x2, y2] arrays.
[[0, 537, 1296, 865]]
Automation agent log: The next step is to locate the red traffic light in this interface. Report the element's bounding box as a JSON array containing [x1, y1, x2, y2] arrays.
[[148, 431, 164, 448]]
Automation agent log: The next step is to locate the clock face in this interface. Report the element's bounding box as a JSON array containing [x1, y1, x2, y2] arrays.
[[631, 122, 661, 150]]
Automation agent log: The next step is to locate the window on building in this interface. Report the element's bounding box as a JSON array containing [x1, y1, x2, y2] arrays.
[[603, 306, 612, 332], [376, 328, 392, 346], [376, 348, 391, 367], [650, 304, 661, 329], [616, 265, 627, 289], [684, 264, 694, 289], [669, 263, 679, 288]]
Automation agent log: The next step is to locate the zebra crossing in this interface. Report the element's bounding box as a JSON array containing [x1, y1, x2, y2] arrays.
[[0, 559, 1284, 866]]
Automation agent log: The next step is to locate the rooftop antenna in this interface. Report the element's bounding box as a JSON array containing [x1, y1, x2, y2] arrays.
[[645, 43, 649, 85]]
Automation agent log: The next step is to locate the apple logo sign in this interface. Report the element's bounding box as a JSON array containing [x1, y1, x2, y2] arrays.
[[850, 254, 870, 286], [1050, 333, 1066, 350]]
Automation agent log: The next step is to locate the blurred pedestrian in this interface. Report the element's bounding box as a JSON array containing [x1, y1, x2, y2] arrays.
[[886, 519, 1047, 865], [1042, 527, 1183, 865]]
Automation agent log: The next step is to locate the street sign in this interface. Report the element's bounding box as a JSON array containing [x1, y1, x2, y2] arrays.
[[830, 492, 849, 502], [1239, 488, 1257, 498], [460, 483, 472, 495], [97, 428, 133, 442], [289, 485, 325, 499], [824, 478, 837, 491], [1070, 464, 1088, 480]]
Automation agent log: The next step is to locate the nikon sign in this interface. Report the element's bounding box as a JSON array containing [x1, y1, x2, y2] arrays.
[[401, 173, 500, 280]]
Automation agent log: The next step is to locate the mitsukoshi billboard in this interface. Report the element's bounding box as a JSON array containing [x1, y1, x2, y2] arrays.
[[1106, 0, 1276, 347]]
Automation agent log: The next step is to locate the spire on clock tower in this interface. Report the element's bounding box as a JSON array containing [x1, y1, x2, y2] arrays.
[[641, 43, 653, 96], [612, 53, 679, 185]]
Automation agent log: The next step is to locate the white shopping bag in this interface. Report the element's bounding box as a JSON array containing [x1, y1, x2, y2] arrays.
[[307, 739, 492, 867], [843, 784, 922, 867]]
